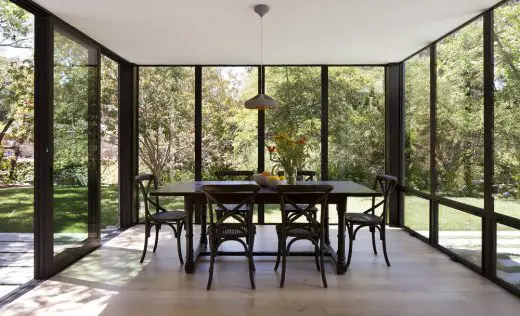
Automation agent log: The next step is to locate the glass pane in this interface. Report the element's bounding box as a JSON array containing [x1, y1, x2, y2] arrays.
[[53, 30, 95, 254], [438, 205, 482, 267], [138, 67, 195, 220], [202, 67, 258, 179], [436, 18, 484, 209], [328, 67, 385, 186], [264, 66, 321, 177], [0, 0, 34, 289], [404, 195, 430, 238], [494, 1, 520, 219], [100, 56, 119, 232], [405, 49, 430, 192], [264, 67, 320, 223], [496, 223, 520, 290]]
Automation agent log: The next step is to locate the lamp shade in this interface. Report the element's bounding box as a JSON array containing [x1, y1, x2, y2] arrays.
[[244, 93, 278, 110]]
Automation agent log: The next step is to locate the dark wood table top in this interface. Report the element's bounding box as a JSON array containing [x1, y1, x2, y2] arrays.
[[151, 180, 378, 197]]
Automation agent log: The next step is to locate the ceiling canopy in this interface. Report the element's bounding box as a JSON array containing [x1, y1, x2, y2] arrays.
[[34, 0, 501, 65]]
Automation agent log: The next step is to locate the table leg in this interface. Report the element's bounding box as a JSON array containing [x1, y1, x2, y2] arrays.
[[184, 196, 195, 273], [336, 196, 348, 274], [198, 199, 207, 247], [324, 203, 330, 244]]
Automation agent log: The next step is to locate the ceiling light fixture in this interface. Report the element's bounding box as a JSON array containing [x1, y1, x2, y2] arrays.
[[244, 4, 278, 110]]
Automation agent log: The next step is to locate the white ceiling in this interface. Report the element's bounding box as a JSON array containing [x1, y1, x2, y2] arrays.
[[34, 0, 501, 65]]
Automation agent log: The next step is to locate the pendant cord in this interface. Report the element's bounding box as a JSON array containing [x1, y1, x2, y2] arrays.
[[260, 17, 264, 92]]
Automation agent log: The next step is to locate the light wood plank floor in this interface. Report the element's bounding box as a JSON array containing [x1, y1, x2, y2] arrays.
[[1, 225, 520, 316]]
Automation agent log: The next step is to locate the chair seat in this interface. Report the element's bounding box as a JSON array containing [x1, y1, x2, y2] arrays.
[[208, 223, 256, 239], [283, 204, 318, 212], [345, 213, 382, 225], [276, 223, 320, 239], [216, 204, 251, 212], [151, 210, 186, 222]]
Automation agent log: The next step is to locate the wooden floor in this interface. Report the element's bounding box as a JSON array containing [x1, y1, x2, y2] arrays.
[[1, 225, 520, 315]]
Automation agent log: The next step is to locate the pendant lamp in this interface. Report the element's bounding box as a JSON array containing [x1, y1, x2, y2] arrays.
[[245, 4, 278, 110]]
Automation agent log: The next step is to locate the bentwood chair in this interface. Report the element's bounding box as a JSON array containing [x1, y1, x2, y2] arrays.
[[345, 175, 397, 267], [135, 174, 186, 264], [215, 170, 254, 181], [277, 170, 318, 215], [277, 170, 317, 181], [274, 184, 333, 288], [202, 184, 260, 290], [214, 170, 255, 215]]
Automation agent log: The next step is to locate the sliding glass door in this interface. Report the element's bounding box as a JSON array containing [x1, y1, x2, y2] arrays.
[[52, 27, 100, 258]]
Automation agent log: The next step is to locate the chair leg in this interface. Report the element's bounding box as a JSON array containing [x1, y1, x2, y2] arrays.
[[176, 223, 184, 265], [381, 228, 391, 267], [346, 222, 354, 267], [274, 231, 282, 271], [280, 233, 287, 288], [314, 243, 321, 271], [207, 239, 217, 290], [140, 224, 151, 263], [152, 224, 160, 253], [250, 234, 256, 272], [319, 237, 327, 288], [248, 239, 256, 289], [371, 226, 378, 255]]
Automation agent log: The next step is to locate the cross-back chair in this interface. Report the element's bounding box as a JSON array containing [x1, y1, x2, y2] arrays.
[[274, 184, 333, 288], [202, 184, 260, 290], [135, 174, 186, 264], [345, 174, 398, 267]]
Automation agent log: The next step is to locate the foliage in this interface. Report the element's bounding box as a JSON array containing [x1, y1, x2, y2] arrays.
[[267, 132, 308, 180]]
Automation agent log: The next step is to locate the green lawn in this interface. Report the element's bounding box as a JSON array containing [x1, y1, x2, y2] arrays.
[[0, 186, 119, 233], [2, 186, 520, 233]]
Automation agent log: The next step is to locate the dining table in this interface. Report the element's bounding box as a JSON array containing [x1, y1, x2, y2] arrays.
[[150, 180, 379, 274]]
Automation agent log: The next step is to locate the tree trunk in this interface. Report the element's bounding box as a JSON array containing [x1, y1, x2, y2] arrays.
[[0, 117, 15, 144]]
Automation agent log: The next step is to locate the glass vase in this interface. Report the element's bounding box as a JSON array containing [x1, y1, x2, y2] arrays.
[[286, 167, 297, 185]]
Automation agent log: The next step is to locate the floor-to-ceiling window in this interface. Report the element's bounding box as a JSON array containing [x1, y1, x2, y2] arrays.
[[137, 67, 195, 220], [328, 67, 385, 223], [53, 28, 99, 254], [0, 0, 34, 296], [436, 17, 484, 267], [404, 49, 431, 238], [201, 66, 258, 179], [100, 56, 119, 231], [264, 66, 321, 222], [494, 0, 520, 291]]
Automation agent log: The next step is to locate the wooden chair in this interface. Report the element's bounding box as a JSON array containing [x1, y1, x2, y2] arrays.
[[274, 184, 333, 288], [214, 170, 255, 214], [277, 170, 317, 181], [202, 184, 260, 290], [345, 174, 398, 267], [135, 174, 186, 264], [215, 170, 254, 181], [277, 170, 318, 214]]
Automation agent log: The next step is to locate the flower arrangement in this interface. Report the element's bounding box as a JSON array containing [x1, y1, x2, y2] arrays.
[[267, 132, 307, 184]]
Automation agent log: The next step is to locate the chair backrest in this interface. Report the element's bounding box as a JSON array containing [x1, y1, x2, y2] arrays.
[[202, 184, 260, 226], [277, 170, 316, 181], [367, 175, 398, 224], [215, 170, 254, 181], [135, 173, 161, 220], [276, 185, 333, 227]]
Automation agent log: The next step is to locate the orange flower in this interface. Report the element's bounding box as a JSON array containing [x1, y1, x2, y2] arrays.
[[267, 145, 277, 153]]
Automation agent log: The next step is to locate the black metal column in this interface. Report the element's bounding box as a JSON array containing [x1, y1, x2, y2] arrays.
[[385, 63, 405, 227], [195, 66, 202, 181], [87, 48, 101, 238], [321, 66, 329, 181], [257, 65, 265, 224], [34, 14, 54, 280], [118, 62, 138, 228], [430, 45, 439, 245], [483, 10, 496, 279]]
